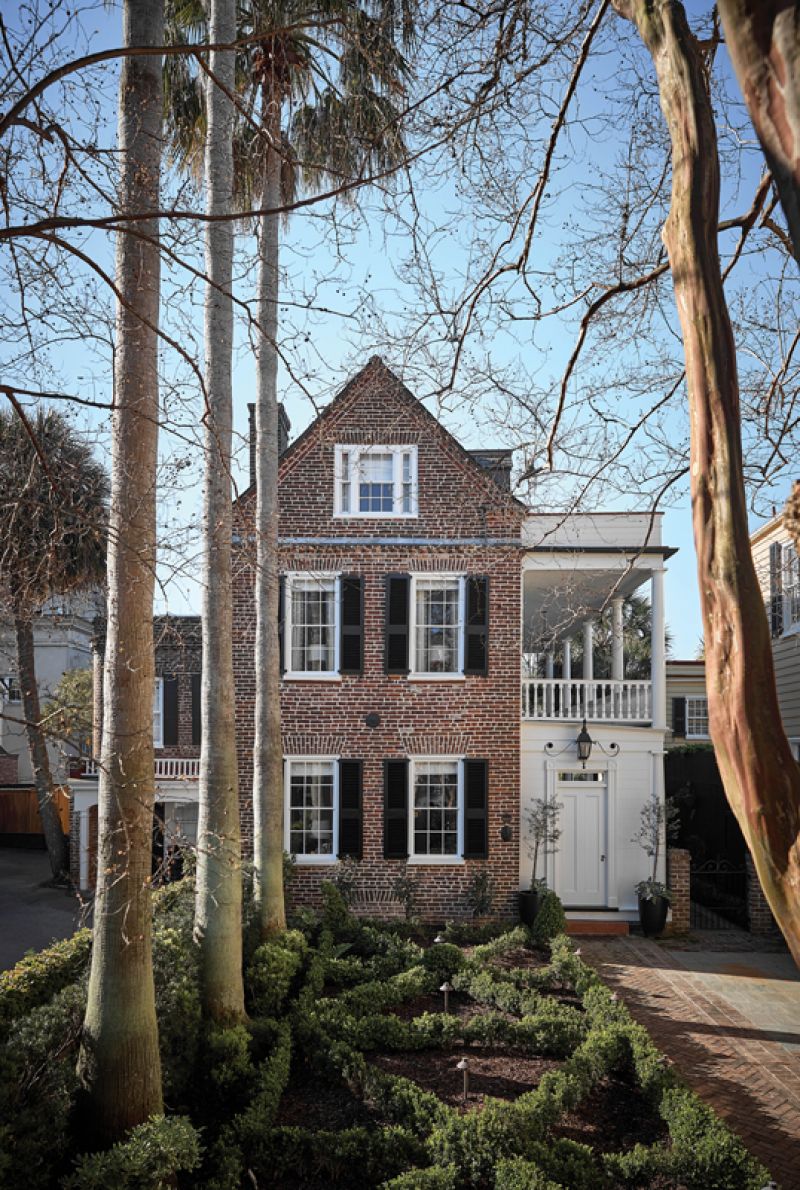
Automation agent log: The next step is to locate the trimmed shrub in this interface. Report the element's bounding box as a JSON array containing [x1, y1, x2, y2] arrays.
[[246, 930, 307, 1017], [529, 890, 566, 947], [420, 943, 465, 981], [494, 1157, 564, 1190], [0, 928, 91, 1037], [248, 1124, 425, 1188], [382, 1164, 460, 1188], [662, 1086, 769, 1189], [62, 1115, 201, 1189]]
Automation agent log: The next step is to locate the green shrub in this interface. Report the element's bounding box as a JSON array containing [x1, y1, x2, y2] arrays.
[[62, 1115, 201, 1189], [526, 1137, 608, 1189], [249, 1124, 425, 1188], [151, 907, 200, 1107], [321, 882, 355, 935], [662, 1086, 769, 1189], [246, 931, 306, 1017], [0, 928, 91, 1037], [426, 1100, 529, 1183], [0, 981, 85, 1187], [441, 919, 508, 946], [198, 1024, 258, 1121], [494, 1157, 564, 1189], [421, 943, 465, 981], [382, 1164, 460, 1188], [529, 890, 566, 947]]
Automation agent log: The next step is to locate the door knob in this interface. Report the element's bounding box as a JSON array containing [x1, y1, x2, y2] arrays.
[[600, 854, 606, 862]]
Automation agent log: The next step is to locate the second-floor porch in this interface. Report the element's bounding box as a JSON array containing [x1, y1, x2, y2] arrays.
[[521, 512, 674, 727]]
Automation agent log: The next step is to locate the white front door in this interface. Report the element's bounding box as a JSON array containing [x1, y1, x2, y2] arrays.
[[555, 770, 607, 907]]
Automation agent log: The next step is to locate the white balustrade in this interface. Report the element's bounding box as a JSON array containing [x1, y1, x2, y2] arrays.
[[76, 757, 200, 780], [521, 678, 652, 722]]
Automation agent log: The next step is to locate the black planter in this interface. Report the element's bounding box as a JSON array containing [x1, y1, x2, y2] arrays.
[[638, 894, 669, 938], [518, 889, 541, 927]]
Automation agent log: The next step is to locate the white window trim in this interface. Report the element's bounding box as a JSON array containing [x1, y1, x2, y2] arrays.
[[1, 675, 21, 703], [407, 755, 465, 865], [284, 755, 339, 865], [408, 574, 466, 679], [333, 444, 418, 519], [153, 677, 164, 749], [283, 572, 342, 680], [685, 694, 709, 740], [782, 542, 800, 635]]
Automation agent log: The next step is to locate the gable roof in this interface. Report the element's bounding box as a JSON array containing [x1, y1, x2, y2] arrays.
[[259, 356, 527, 514]]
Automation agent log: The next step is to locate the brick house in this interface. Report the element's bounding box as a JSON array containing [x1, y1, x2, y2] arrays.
[[71, 357, 675, 925]]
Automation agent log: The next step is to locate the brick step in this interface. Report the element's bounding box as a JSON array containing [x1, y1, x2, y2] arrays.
[[566, 919, 630, 936]]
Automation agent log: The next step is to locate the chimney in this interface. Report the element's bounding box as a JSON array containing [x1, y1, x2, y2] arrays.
[[248, 402, 291, 489], [468, 449, 514, 492]]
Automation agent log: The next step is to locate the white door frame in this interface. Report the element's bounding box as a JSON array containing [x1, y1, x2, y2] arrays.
[[544, 759, 618, 909]]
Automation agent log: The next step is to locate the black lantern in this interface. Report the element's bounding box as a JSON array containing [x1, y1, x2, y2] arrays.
[[576, 719, 593, 768]]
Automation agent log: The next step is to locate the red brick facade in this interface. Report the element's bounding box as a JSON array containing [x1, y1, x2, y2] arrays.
[[233, 358, 525, 919]]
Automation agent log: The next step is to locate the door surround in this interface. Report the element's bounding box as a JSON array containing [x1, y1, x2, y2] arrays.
[[544, 758, 618, 909]]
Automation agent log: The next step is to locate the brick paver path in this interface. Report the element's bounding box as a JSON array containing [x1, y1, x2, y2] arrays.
[[580, 936, 800, 1189]]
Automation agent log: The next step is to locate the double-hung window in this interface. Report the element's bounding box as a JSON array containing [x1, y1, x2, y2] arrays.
[[0, 675, 21, 703], [784, 543, 800, 631], [411, 758, 462, 860], [412, 576, 463, 675], [334, 445, 417, 517], [153, 678, 164, 748], [285, 573, 339, 677], [685, 695, 709, 739], [285, 758, 338, 862]]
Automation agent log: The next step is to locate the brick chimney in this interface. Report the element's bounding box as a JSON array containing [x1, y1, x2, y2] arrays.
[[248, 402, 291, 489]]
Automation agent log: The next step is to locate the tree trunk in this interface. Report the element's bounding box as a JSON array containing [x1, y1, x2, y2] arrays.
[[78, 0, 164, 1141], [252, 95, 286, 940], [12, 609, 68, 879], [194, 0, 246, 1023], [613, 0, 800, 962], [716, 0, 800, 263]]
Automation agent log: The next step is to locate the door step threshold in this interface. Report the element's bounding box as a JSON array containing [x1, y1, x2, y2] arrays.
[[566, 919, 630, 936]]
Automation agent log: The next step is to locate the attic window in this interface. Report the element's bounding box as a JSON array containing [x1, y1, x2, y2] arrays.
[[334, 445, 417, 518]]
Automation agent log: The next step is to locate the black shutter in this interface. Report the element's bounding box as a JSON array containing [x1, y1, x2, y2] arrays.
[[463, 759, 488, 859], [278, 576, 286, 672], [464, 576, 489, 675], [385, 575, 410, 674], [340, 576, 364, 675], [672, 697, 687, 738], [163, 676, 179, 746], [338, 760, 362, 859], [190, 673, 201, 746], [769, 541, 784, 637], [383, 759, 409, 858]]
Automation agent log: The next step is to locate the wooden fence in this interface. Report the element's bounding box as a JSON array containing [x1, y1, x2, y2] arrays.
[[0, 785, 70, 840]]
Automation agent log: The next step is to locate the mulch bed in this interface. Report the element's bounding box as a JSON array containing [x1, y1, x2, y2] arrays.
[[370, 1045, 562, 1113], [275, 1068, 373, 1132], [385, 991, 512, 1023], [553, 1070, 669, 1152]]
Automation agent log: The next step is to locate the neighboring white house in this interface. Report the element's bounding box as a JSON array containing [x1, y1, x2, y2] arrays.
[[520, 511, 674, 920], [751, 509, 800, 762], [0, 592, 103, 784]]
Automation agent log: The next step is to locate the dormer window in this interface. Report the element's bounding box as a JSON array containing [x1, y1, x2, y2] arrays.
[[334, 445, 417, 518]]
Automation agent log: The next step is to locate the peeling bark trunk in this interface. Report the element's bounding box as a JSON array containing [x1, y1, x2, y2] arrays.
[[13, 609, 68, 879], [613, 0, 800, 962], [717, 0, 800, 263], [194, 0, 246, 1023], [252, 96, 286, 940], [78, 0, 164, 1140]]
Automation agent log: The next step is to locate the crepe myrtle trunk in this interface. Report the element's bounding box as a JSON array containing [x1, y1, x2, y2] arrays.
[[612, 0, 800, 963], [78, 0, 164, 1140], [252, 99, 286, 940], [194, 0, 246, 1023], [13, 609, 68, 879], [717, 0, 800, 264]]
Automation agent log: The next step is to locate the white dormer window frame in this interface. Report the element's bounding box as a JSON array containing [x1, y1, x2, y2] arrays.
[[334, 444, 418, 518]]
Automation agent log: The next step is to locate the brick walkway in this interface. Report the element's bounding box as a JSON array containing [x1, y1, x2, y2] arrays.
[[580, 936, 800, 1189]]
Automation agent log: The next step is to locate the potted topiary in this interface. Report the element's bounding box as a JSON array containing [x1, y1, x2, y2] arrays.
[[520, 797, 562, 926], [633, 790, 678, 936]]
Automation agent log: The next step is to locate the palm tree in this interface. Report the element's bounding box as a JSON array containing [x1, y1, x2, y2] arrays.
[[567, 594, 673, 679], [0, 409, 107, 880], [193, 0, 247, 1025], [78, 0, 165, 1141], [165, 0, 415, 939]]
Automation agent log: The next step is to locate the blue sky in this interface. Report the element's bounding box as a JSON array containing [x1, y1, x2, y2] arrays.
[[3, 0, 795, 660]]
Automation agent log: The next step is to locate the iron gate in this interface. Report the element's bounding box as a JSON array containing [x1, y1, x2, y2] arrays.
[[690, 858, 747, 929]]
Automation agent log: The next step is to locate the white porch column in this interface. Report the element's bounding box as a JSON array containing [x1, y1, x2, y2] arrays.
[[562, 638, 572, 681], [545, 651, 554, 679], [79, 808, 90, 890], [651, 567, 667, 729], [611, 598, 624, 682], [582, 620, 594, 681]]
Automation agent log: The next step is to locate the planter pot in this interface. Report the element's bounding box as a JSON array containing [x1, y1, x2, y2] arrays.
[[638, 894, 669, 938], [518, 889, 541, 927]]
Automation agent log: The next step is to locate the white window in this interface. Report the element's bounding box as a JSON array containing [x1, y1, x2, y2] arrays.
[[686, 695, 709, 739], [285, 757, 338, 863], [411, 575, 464, 675], [410, 757, 463, 862], [334, 445, 417, 518], [285, 573, 339, 677], [153, 677, 164, 748], [784, 543, 800, 630], [1, 675, 21, 703]]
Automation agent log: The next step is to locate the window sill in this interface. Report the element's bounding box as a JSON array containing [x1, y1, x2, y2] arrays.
[[685, 733, 710, 740], [332, 512, 418, 520], [293, 855, 338, 866], [408, 674, 466, 682], [407, 856, 465, 866], [283, 673, 342, 682]]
